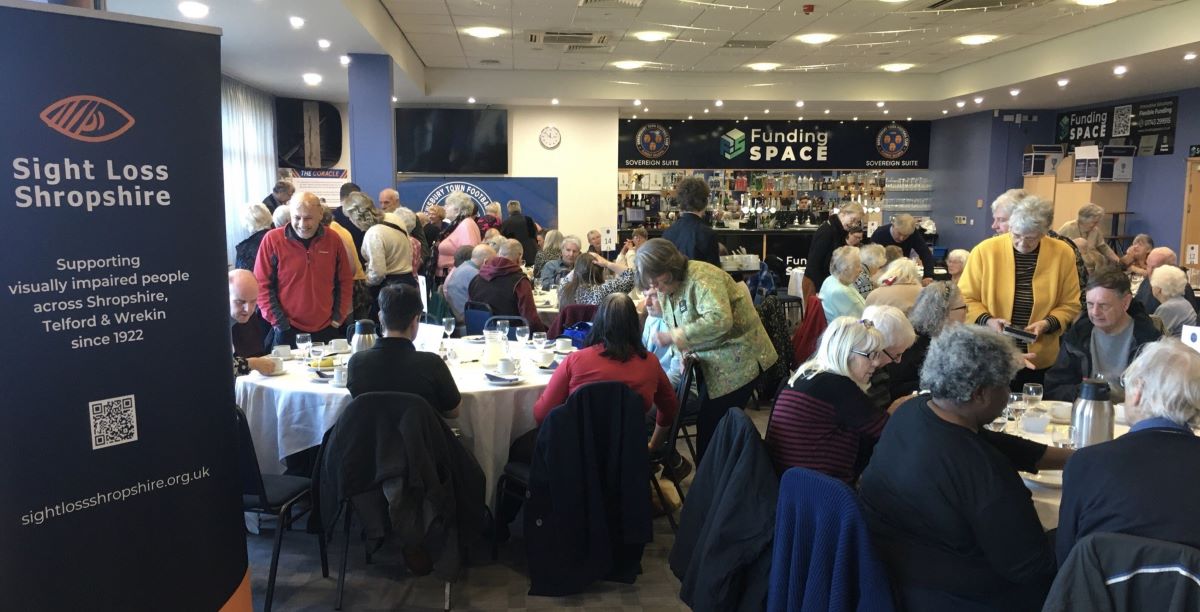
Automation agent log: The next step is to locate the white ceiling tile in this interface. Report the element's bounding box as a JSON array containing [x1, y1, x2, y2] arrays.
[[383, 0, 449, 16], [690, 8, 760, 32], [423, 55, 470, 68], [393, 12, 455, 28]]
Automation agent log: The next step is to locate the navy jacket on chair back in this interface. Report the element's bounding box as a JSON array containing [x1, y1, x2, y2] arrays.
[[525, 381, 653, 596], [1045, 532, 1200, 612]]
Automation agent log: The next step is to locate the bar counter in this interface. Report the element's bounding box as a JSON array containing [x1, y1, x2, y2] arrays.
[[619, 226, 818, 271]]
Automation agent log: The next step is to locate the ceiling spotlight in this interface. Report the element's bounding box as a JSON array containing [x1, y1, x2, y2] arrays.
[[880, 63, 915, 72], [715, 100, 724, 107], [551, 98, 560, 105], [883, 109, 890, 114], [906, 116, 912, 121], [956, 100, 966, 108], [177, 1, 209, 19], [796, 33, 837, 45], [688, 115, 693, 120], [1184, 52, 1197, 61], [302, 73, 322, 86], [1010, 88, 1021, 96], [823, 109, 830, 114], [1057, 78, 1070, 87], [852, 116, 859, 121], [613, 60, 649, 70], [764, 109, 770, 114], [703, 108, 709, 113], [743, 116, 749, 120], [632, 114, 638, 119], [957, 34, 998, 46], [289, 16, 305, 29], [339, 55, 351, 66], [1113, 65, 1127, 76], [876, 101, 886, 108], [643, 107, 649, 112], [974, 96, 984, 104], [464, 26, 505, 39], [942, 109, 949, 115], [1074, 0, 1116, 5], [468, 97, 476, 104], [317, 39, 331, 49], [391, 96, 398, 103], [633, 99, 642, 106], [795, 100, 805, 107], [747, 62, 781, 72], [798, 116, 804, 120], [634, 31, 670, 42]]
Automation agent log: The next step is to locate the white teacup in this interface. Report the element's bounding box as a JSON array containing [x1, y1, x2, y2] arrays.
[[332, 365, 348, 385], [1022, 412, 1050, 434], [497, 357, 521, 375], [267, 356, 284, 374], [534, 350, 555, 368], [329, 338, 350, 353], [555, 337, 573, 352], [271, 345, 291, 359]]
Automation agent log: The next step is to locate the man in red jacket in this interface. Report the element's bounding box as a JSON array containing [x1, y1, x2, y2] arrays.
[[254, 192, 354, 347], [467, 239, 547, 332]]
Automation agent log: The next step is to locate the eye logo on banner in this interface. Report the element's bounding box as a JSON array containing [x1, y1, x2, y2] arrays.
[[721, 128, 746, 160], [418, 180, 491, 216], [635, 123, 671, 159], [875, 124, 910, 160], [39, 95, 135, 143]]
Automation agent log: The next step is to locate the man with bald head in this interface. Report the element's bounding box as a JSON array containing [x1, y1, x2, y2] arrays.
[[444, 243, 495, 321], [229, 269, 277, 376], [469, 239, 547, 332], [254, 192, 354, 347], [1134, 247, 1199, 315]]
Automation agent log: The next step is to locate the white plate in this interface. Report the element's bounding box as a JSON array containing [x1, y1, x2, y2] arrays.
[[553, 347, 577, 355], [311, 376, 330, 384], [329, 380, 347, 389], [486, 377, 522, 386], [307, 366, 336, 373], [462, 335, 486, 344], [259, 369, 287, 377], [1021, 470, 1063, 489], [1041, 400, 1073, 424]]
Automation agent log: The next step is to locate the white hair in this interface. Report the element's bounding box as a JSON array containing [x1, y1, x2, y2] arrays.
[[271, 203, 292, 228], [991, 188, 1027, 216], [891, 213, 916, 234], [485, 202, 502, 217], [1077, 203, 1105, 223], [499, 238, 523, 261], [1123, 340, 1200, 427], [877, 257, 922, 286], [947, 249, 970, 266], [444, 192, 475, 220], [1009, 196, 1050, 236], [790, 316, 886, 390], [562, 235, 582, 251], [392, 207, 418, 232], [242, 202, 273, 233], [860, 244, 887, 272], [1151, 265, 1188, 299], [862, 304, 917, 349], [830, 245, 862, 283]]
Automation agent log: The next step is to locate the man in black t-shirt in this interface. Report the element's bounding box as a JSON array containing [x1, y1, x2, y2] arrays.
[[346, 284, 461, 416]]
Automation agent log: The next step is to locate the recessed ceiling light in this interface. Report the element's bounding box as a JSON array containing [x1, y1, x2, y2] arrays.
[[302, 73, 322, 86], [1010, 88, 1021, 96], [715, 100, 724, 107], [317, 39, 331, 49], [633, 99, 642, 106], [764, 109, 770, 114], [1113, 65, 1127, 76], [852, 116, 859, 121], [875, 101, 886, 108], [177, 1, 208, 19], [391, 96, 398, 103], [880, 63, 915, 72], [468, 97, 476, 104], [551, 98, 559, 105], [643, 107, 649, 112], [633, 31, 670, 42], [613, 60, 649, 70], [796, 33, 837, 45], [906, 116, 912, 121], [632, 114, 638, 119], [688, 115, 694, 120], [1184, 52, 1197, 61], [795, 100, 805, 107], [1075, 0, 1116, 5], [464, 26, 505, 39], [743, 116, 749, 120], [974, 96, 984, 104], [956, 100, 966, 108], [289, 16, 305, 29], [1057, 78, 1070, 87], [339, 55, 351, 66], [883, 109, 890, 114], [798, 116, 804, 120], [747, 62, 781, 72], [942, 109, 949, 115], [703, 108, 709, 113], [957, 34, 998, 46]]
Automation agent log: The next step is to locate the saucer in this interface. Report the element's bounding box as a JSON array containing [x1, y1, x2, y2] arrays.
[[260, 369, 287, 377], [329, 380, 348, 389], [462, 335, 486, 344], [1021, 470, 1063, 489], [310, 376, 330, 384]]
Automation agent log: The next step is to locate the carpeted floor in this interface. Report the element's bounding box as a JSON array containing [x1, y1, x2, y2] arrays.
[[245, 408, 772, 611]]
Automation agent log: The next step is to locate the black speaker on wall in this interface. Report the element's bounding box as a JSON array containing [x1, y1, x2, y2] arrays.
[[275, 97, 343, 169]]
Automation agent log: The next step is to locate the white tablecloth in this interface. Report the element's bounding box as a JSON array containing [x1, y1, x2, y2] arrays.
[[533, 289, 558, 329], [235, 339, 550, 508]]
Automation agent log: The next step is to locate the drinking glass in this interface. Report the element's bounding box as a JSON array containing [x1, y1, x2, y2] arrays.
[[442, 317, 456, 338], [296, 333, 312, 357], [515, 326, 531, 345], [1023, 383, 1043, 413], [1052, 426, 1076, 450], [1007, 392, 1026, 421], [984, 414, 1008, 433], [496, 320, 511, 337], [309, 344, 325, 366], [532, 332, 547, 347]]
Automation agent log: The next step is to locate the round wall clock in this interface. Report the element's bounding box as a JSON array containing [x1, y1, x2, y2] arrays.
[[539, 125, 562, 149]]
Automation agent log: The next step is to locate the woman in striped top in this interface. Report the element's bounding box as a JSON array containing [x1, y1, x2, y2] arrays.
[[764, 316, 888, 483]]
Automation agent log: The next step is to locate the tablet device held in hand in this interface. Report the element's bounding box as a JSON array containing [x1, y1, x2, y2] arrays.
[[1002, 325, 1037, 343]]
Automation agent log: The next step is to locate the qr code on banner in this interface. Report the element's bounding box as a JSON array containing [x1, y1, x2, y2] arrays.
[[89, 394, 138, 450], [1113, 104, 1132, 138]]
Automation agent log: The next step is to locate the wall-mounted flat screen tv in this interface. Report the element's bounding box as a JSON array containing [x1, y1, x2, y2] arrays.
[[395, 108, 508, 174]]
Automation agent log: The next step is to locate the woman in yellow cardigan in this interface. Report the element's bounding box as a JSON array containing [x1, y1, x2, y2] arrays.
[[959, 197, 1080, 389]]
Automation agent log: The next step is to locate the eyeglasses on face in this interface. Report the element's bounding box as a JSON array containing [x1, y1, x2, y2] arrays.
[[851, 349, 879, 361]]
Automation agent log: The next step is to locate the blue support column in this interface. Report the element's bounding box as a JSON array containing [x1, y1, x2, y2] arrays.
[[347, 53, 395, 199]]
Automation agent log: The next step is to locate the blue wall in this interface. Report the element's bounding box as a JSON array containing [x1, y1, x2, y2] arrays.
[[930, 112, 994, 249]]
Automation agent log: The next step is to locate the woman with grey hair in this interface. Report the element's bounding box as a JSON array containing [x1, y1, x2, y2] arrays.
[[960, 196, 1081, 389], [818, 245, 866, 322], [854, 244, 887, 298], [946, 249, 969, 284], [390, 207, 424, 277], [861, 304, 917, 412], [235, 202, 273, 271], [533, 229, 563, 277], [477, 201, 503, 235], [500, 199, 538, 266], [351, 192, 415, 319], [271, 202, 292, 228], [1058, 203, 1119, 264], [764, 317, 888, 481], [435, 192, 482, 277], [865, 258, 923, 314], [636, 238, 778, 459], [1150, 265, 1196, 335], [989, 188, 1026, 234], [887, 281, 968, 399], [1057, 339, 1200, 565], [859, 325, 1062, 611]]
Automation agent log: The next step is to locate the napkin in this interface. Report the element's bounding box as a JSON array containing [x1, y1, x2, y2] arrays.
[[485, 371, 519, 383]]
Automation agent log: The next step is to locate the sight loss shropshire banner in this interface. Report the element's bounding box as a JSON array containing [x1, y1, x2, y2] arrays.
[[0, 4, 249, 610], [618, 119, 931, 170]]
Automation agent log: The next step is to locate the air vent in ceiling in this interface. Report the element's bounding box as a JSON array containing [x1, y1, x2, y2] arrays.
[[577, 0, 644, 7], [527, 31, 611, 49], [479, 59, 502, 65], [564, 44, 614, 53], [926, 0, 1015, 10], [721, 40, 776, 49]]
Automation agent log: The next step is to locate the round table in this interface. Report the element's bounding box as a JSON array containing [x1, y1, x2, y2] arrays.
[[533, 288, 558, 329], [235, 339, 552, 508]]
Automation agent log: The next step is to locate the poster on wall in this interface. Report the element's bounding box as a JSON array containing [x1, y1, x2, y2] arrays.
[[1055, 96, 1178, 155], [618, 119, 931, 170], [279, 167, 348, 206], [0, 4, 248, 610], [396, 177, 558, 230]]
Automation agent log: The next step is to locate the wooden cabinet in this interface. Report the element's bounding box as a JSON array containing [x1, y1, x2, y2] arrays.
[[1022, 154, 1128, 230]]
